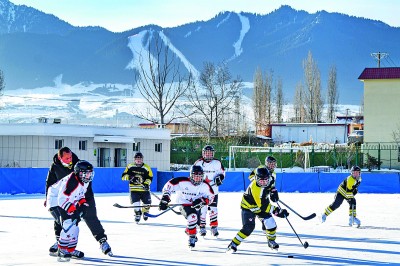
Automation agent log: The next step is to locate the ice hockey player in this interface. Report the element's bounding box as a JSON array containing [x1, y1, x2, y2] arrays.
[[121, 152, 153, 223], [46, 160, 94, 262], [193, 145, 225, 237], [159, 165, 215, 249], [248, 155, 278, 233], [321, 165, 362, 227], [226, 167, 289, 253], [45, 147, 112, 257], [248, 155, 277, 181]]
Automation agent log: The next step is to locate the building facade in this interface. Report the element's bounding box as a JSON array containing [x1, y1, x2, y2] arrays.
[[0, 123, 171, 170]]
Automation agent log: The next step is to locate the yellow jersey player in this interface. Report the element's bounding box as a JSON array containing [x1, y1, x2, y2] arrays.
[[226, 167, 288, 252], [321, 165, 362, 227], [121, 152, 153, 223]]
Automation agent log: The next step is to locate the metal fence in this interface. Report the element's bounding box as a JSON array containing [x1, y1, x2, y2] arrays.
[[171, 139, 400, 170]]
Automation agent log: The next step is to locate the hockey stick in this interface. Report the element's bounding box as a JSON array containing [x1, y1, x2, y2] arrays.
[[278, 200, 316, 221], [277, 202, 309, 249], [143, 207, 176, 218], [150, 191, 181, 215], [113, 203, 183, 208]]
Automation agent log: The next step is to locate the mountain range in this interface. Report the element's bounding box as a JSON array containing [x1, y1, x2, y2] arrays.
[[1, 0, 400, 107]]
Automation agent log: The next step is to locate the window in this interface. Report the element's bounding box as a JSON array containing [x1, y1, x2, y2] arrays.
[[155, 143, 162, 152], [79, 140, 87, 150], [133, 142, 140, 151], [55, 139, 64, 149]]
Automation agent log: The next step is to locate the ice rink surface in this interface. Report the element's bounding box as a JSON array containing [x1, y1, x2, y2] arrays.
[[0, 192, 399, 265]]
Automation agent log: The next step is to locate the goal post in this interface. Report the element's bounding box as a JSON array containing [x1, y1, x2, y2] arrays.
[[228, 145, 313, 171]]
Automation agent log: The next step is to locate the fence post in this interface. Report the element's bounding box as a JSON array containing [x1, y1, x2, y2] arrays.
[[377, 143, 381, 170]]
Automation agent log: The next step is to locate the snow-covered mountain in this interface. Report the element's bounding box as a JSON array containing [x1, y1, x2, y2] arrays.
[[0, 0, 394, 123]]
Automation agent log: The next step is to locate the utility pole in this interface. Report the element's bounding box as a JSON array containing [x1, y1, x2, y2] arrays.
[[371, 52, 388, 68]]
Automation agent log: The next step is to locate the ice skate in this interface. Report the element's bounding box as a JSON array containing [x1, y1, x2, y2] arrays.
[[199, 226, 207, 237], [188, 236, 197, 249], [226, 242, 237, 253], [211, 226, 219, 237], [135, 213, 141, 224], [71, 249, 84, 259], [49, 242, 58, 256], [268, 239, 279, 251], [57, 249, 71, 262], [349, 216, 361, 228], [143, 212, 149, 221], [100, 238, 113, 256]]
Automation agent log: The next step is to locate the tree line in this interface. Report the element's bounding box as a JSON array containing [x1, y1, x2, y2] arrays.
[[133, 34, 340, 141]]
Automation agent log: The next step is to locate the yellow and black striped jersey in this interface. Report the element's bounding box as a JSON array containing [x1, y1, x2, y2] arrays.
[[240, 180, 276, 218], [337, 174, 361, 199], [121, 163, 153, 192]]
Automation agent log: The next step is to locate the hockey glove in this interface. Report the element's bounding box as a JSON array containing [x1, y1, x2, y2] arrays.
[[192, 198, 207, 210], [77, 203, 89, 217], [214, 174, 225, 186], [273, 207, 289, 218], [159, 195, 171, 211], [270, 189, 279, 202], [353, 188, 358, 196], [143, 179, 151, 190]]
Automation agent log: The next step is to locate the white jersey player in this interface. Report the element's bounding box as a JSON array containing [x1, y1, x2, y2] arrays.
[[46, 160, 94, 261], [159, 165, 214, 249], [193, 145, 225, 237]]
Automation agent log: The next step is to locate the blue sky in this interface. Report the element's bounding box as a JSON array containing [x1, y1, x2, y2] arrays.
[[8, 0, 400, 32]]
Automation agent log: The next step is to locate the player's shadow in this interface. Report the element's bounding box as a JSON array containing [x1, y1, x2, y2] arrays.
[[82, 255, 218, 266]]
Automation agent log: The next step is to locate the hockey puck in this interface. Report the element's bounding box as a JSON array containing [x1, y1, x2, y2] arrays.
[[287, 255, 294, 258]]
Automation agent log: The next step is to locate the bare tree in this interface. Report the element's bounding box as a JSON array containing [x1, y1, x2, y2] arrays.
[[275, 77, 284, 123], [293, 81, 306, 123], [265, 70, 273, 124], [0, 69, 4, 97], [134, 33, 192, 125], [253, 67, 267, 134], [303, 51, 323, 122], [181, 62, 242, 141], [326, 65, 339, 123]]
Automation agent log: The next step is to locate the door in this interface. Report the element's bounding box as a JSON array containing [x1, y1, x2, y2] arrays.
[[115, 148, 127, 167], [98, 148, 111, 167]]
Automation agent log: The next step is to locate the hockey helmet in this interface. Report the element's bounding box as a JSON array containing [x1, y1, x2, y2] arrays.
[[255, 167, 272, 187], [265, 156, 277, 171], [134, 152, 144, 166], [190, 165, 204, 186], [350, 165, 361, 179], [202, 145, 215, 162], [74, 160, 94, 183]]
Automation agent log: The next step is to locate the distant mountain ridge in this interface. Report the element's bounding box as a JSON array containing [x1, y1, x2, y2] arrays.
[[1, 0, 399, 104]]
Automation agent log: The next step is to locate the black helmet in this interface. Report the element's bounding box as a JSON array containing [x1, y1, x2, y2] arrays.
[[265, 156, 277, 171], [134, 152, 143, 159], [202, 145, 215, 162], [190, 165, 204, 186], [351, 165, 361, 172], [255, 167, 272, 187], [74, 160, 94, 183]]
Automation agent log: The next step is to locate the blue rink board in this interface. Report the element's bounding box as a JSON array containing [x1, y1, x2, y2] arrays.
[[0, 168, 399, 194]]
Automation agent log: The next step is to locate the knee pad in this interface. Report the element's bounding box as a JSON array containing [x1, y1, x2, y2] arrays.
[[263, 216, 277, 230]]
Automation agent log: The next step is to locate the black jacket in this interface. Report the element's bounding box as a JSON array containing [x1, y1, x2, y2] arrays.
[[45, 152, 94, 201]]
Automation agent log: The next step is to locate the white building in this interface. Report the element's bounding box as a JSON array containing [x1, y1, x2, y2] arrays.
[[0, 122, 171, 170], [270, 123, 348, 144]]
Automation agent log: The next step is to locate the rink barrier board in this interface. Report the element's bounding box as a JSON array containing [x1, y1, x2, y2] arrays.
[[0, 168, 399, 194]]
